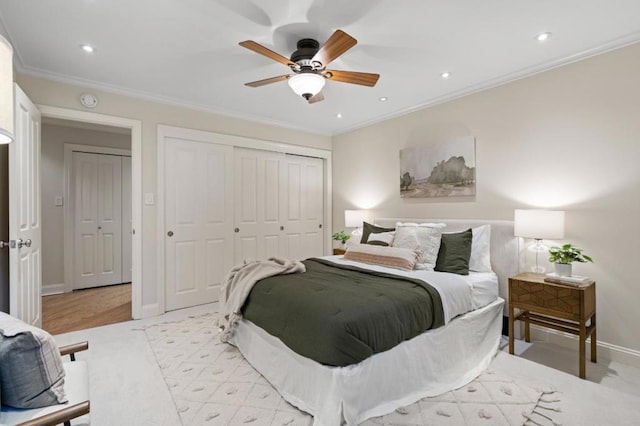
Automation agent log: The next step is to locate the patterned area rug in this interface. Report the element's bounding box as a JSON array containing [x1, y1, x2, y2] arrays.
[[143, 314, 560, 426]]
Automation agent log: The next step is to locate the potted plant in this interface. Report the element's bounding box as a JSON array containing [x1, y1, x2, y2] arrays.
[[548, 244, 593, 277], [332, 231, 350, 248]]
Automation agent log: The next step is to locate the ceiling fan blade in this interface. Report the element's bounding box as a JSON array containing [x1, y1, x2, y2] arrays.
[[244, 75, 291, 87], [307, 91, 325, 104], [311, 30, 357, 67], [324, 70, 379, 87], [239, 40, 294, 67]]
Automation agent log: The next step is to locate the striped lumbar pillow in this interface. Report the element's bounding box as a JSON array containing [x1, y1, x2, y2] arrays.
[[344, 243, 422, 271]]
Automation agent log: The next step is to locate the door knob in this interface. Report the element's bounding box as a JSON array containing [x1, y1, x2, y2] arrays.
[[0, 241, 9, 249], [280, 226, 284, 231], [318, 224, 322, 229], [167, 231, 174, 237], [234, 228, 239, 233], [17, 239, 32, 248]]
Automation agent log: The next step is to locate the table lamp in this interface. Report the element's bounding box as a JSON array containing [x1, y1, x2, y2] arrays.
[[514, 209, 565, 272], [344, 210, 371, 238]]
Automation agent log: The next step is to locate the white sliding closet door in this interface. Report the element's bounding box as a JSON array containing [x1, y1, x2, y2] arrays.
[[122, 156, 132, 283], [281, 154, 324, 260], [234, 148, 285, 263], [164, 137, 234, 311], [72, 152, 123, 289]]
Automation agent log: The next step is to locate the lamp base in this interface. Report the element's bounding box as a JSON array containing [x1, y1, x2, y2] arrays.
[[531, 265, 546, 273]]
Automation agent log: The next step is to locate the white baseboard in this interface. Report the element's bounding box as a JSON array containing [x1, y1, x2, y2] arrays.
[[530, 325, 640, 369], [140, 303, 163, 319], [42, 283, 65, 296]]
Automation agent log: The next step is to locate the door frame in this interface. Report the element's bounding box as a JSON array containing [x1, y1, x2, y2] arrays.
[[157, 125, 332, 315], [38, 105, 143, 319], [63, 144, 131, 293]]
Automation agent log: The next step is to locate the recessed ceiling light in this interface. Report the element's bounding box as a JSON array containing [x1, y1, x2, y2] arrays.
[[336, 113, 343, 119], [80, 44, 94, 53], [378, 97, 388, 102], [536, 32, 551, 42], [441, 72, 451, 79]]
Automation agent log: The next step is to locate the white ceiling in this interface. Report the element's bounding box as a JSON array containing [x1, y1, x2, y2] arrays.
[[1, 0, 640, 136]]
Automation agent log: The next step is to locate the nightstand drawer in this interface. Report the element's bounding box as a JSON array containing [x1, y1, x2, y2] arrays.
[[510, 278, 581, 318]]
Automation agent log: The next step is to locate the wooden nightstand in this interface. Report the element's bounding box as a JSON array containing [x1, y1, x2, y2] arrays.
[[333, 248, 346, 255], [508, 272, 596, 379]]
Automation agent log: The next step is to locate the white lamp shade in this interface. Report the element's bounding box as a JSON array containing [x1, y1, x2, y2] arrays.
[[344, 210, 371, 228], [514, 209, 565, 239], [0, 34, 14, 144], [288, 73, 325, 98]]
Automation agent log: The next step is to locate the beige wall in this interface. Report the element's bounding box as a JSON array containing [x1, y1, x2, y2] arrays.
[[333, 43, 640, 352], [41, 123, 131, 289], [17, 73, 331, 310]]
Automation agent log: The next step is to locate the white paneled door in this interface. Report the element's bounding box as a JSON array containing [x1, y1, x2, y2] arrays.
[[72, 152, 124, 289], [234, 148, 286, 263], [164, 137, 234, 311], [281, 154, 324, 260], [122, 156, 132, 283], [8, 85, 42, 326], [233, 150, 324, 263]]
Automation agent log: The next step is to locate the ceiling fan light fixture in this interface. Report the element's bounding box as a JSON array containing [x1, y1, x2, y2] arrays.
[[288, 73, 325, 99]]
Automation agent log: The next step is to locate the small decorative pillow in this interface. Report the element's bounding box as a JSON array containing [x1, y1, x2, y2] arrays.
[[0, 312, 67, 408], [360, 222, 395, 244], [366, 231, 395, 246], [344, 243, 422, 271], [469, 225, 492, 272], [392, 222, 446, 270], [435, 228, 473, 275]]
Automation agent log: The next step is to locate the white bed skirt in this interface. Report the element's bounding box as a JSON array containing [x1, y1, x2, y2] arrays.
[[232, 297, 505, 426]]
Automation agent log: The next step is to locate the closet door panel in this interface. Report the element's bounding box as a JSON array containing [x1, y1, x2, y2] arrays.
[[96, 155, 122, 286], [73, 152, 99, 288], [175, 241, 197, 293], [206, 239, 227, 290], [282, 155, 324, 259], [122, 156, 132, 283], [234, 148, 285, 263], [165, 137, 233, 311]]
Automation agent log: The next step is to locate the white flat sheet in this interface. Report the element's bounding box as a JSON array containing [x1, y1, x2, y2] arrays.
[[467, 271, 500, 310], [233, 298, 505, 426], [323, 255, 498, 322]]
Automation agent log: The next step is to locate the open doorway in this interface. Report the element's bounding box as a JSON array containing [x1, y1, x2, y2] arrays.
[[40, 117, 133, 334]]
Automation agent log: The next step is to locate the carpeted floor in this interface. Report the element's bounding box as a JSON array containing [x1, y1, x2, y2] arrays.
[[143, 313, 557, 425], [52, 303, 640, 426]]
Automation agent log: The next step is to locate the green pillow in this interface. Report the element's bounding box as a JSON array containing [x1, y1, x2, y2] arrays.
[[435, 228, 472, 275], [360, 222, 395, 244]]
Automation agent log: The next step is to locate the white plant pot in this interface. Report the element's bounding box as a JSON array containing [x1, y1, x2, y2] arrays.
[[554, 263, 572, 277]]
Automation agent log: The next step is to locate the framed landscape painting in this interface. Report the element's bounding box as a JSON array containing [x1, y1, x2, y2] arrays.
[[399, 137, 476, 198]]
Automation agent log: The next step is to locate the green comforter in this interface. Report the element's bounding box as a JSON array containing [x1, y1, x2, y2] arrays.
[[241, 258, 444, 367]]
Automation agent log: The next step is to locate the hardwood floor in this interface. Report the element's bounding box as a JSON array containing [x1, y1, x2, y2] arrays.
[[42, 283, 132, 335]]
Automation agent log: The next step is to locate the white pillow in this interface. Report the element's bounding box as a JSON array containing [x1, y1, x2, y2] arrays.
[[365, 231, 395, 246], [469, 225, 492, 272], [392, 222, 446, 270], [344, 244, 422, 271]]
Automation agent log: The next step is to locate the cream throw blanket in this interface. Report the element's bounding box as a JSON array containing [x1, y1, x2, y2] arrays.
[[218, 257, 305, 342]]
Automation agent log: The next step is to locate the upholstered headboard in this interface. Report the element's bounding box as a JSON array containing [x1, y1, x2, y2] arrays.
[[375, 218, 520, 306]]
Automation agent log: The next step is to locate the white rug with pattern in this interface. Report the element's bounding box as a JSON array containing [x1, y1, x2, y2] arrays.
[[143, 314, 560, 426]]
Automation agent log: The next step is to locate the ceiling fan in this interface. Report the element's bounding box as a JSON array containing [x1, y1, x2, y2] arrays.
[[239, 30, 380, 104]]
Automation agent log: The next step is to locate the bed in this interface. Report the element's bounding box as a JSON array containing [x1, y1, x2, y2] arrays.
[[228, 219, 519, 425]]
